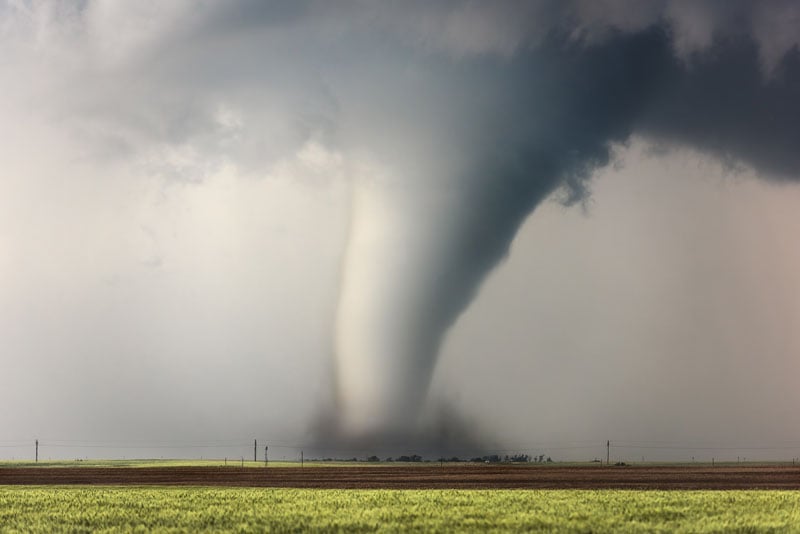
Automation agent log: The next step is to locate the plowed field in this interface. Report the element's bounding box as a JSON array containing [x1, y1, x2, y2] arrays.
[[2, 465, 799, 489]]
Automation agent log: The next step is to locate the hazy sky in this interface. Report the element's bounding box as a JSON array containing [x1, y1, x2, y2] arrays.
[[2, 1, 800, 461]]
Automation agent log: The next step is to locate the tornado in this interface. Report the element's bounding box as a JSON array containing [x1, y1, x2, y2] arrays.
[[330, 24, 800, 439], [332, 142, 568, 438], [335, 183, 441, 434], [334, 176, 532, 436], [329, 27, 667, 438]]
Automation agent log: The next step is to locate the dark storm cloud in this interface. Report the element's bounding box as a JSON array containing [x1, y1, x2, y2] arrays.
[[642, 39, 800, 179]]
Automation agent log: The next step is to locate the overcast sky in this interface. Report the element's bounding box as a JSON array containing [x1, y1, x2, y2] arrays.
[[2, 1, 800, 461]]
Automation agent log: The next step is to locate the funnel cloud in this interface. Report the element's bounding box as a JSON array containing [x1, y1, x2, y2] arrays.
[[333, 19, 800, 439]]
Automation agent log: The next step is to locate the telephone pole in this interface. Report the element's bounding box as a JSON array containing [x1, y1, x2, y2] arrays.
[[254, 439, 257, 463], [35, 439, 38, 463], [606, 440, 610, 466], [264, 445, 268, 467]]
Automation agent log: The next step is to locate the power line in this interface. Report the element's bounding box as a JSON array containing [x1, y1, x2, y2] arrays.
[[5, 436, 800, 460], [613, 444, 800, 451]]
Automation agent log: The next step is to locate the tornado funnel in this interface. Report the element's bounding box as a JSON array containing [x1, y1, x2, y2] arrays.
[[335, 180, 451, 435], [333, 165, 550, 437]]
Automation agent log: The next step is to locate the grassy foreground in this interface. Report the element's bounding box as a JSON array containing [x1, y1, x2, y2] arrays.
[[2, 487, 800, 533]]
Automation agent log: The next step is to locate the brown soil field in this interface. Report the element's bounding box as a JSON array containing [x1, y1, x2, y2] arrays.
[[2, 465, 800, 489]]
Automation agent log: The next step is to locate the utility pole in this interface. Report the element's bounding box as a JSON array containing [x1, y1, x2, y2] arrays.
[[265, 446, 268, 467], [35, 439, 38, 463], [606, 440, 610, 466], [301, 450, 304, 467], [254, 439, 257, 463]]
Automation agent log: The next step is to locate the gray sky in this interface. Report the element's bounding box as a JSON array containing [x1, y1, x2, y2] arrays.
[[2, 1, 800, 461]]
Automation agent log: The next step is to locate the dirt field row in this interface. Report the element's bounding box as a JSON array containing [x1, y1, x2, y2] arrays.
[[2, 465, 800, 489]]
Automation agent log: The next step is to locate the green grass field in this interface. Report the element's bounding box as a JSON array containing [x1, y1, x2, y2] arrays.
[[1, 487, 799, 533]]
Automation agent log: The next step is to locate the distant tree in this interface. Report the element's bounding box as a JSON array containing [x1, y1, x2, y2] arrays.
[[509, 454, 529, 463], [367, 455, 380, 462]]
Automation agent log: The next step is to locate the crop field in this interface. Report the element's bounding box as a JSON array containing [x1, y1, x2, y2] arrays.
[[2, 486, 800, 533], [2, 464, 800, 489]]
